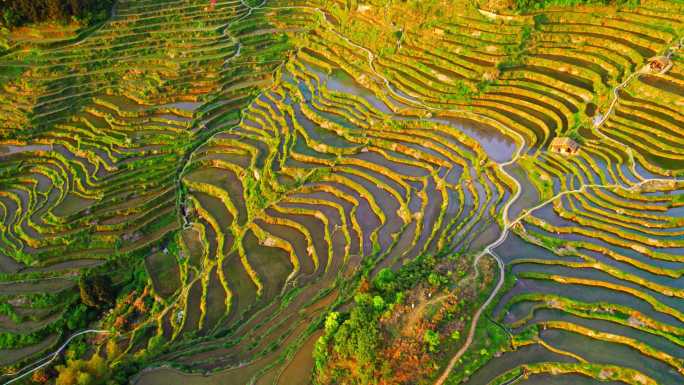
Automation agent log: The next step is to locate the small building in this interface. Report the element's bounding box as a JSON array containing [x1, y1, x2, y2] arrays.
[[549, 137, 580, 156], [646, 56, 672, 74]]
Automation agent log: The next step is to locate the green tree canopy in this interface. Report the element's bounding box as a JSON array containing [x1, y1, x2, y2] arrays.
[[79, 275, 115, 308], [0, 0, 115, 29]]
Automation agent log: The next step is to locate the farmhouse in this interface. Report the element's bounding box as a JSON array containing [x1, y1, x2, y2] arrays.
[[549, 137, 580, 155], [647, 56, 673, 74]]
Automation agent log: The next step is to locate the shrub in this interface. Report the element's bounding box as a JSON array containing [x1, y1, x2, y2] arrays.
[[0, 0, 115, 29], [423, 329, 440, 352], [79, 275, 115, 308], [55, 353, 109, 385]]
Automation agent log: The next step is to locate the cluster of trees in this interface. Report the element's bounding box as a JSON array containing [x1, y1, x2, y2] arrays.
[[0, 0, 115, 29], [53, 340, 121, 385], [566, 111, 587, 144], [49, 266, 145, 384], [79, 275, 115, 308], [55, 355, 108, 385], [314, 294, 382, 384], [313, 255, 451, 384]]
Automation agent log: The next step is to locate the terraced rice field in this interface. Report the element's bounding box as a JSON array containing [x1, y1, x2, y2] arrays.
[[1, 0, 684, 384]]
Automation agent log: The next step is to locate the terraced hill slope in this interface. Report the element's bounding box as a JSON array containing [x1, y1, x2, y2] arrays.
[[1, 0, 684, 384]]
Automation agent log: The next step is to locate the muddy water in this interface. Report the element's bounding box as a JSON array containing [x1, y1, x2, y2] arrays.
[[0, 144, 52, 155], [342, 171, 402, 251], [241, 230, 292, 301], [543, 328, 684, 384], [524, 219, 684, 268], [276, 330, 322, 385], [255, 218, 317, 277], [307, 63, 519, 164], [221, 251, 258, 326], [523, 309, 684, 359], [511, 262, 684, 313], [308, 66, 393, 115], [353, 150, 430, 178], [508, 165, 540, 220], [432, 117, 517, 163], [504, 275, 684, 328], [581, 247, 684, 289], [291, 103, 358, 149], [162, 101, 203, 112], [0, 252, 23, 274], [501, 299, 539, 325], [461, 344, 576, 385]]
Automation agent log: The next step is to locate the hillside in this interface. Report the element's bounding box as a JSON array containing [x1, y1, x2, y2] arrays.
[[1, 1, 684, 384]]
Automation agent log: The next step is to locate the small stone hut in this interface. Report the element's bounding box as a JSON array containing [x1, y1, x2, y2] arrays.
[[647, 56, 673, 74], [549, 137, 580, 156]]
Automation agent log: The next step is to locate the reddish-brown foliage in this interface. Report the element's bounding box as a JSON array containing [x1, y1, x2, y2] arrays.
[[380, 337, 434, 384], [31, 369, 49, 383]]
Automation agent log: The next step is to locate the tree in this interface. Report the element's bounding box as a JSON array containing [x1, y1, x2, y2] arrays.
[[45, 0, 65, 21], [423, 330, 440, 353], [372, 295, 385, 311], [0, 0, 114, 29], [79, 275, 115, 308], [55, 364, 80, 385], [428, 272, 447, 287], [68, 0, 83, 17], [372, 268, 395, 293], [76, 372, 92, 385], [105, 339, 120, 360], [324, 312, 340, 333], [31, 368, 50, 383], [17, 1, 39, 24], [86, 354, 107, 379], [65, 304, 88, 330], [328, 294, 382, 383], [2, 8, 18, 27], [55, 354, 110, 385]]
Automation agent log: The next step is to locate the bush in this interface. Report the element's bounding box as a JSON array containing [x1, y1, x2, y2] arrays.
[[423, 329, 440, 352], [0, 302, 21, 323], [79, 275, 115, 308], [0, 0, 115, 29], [372, 268, 396, 293], [65, 304, 89, 330], [314, 254, 447, 384], [55, 353, 109, 385]]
